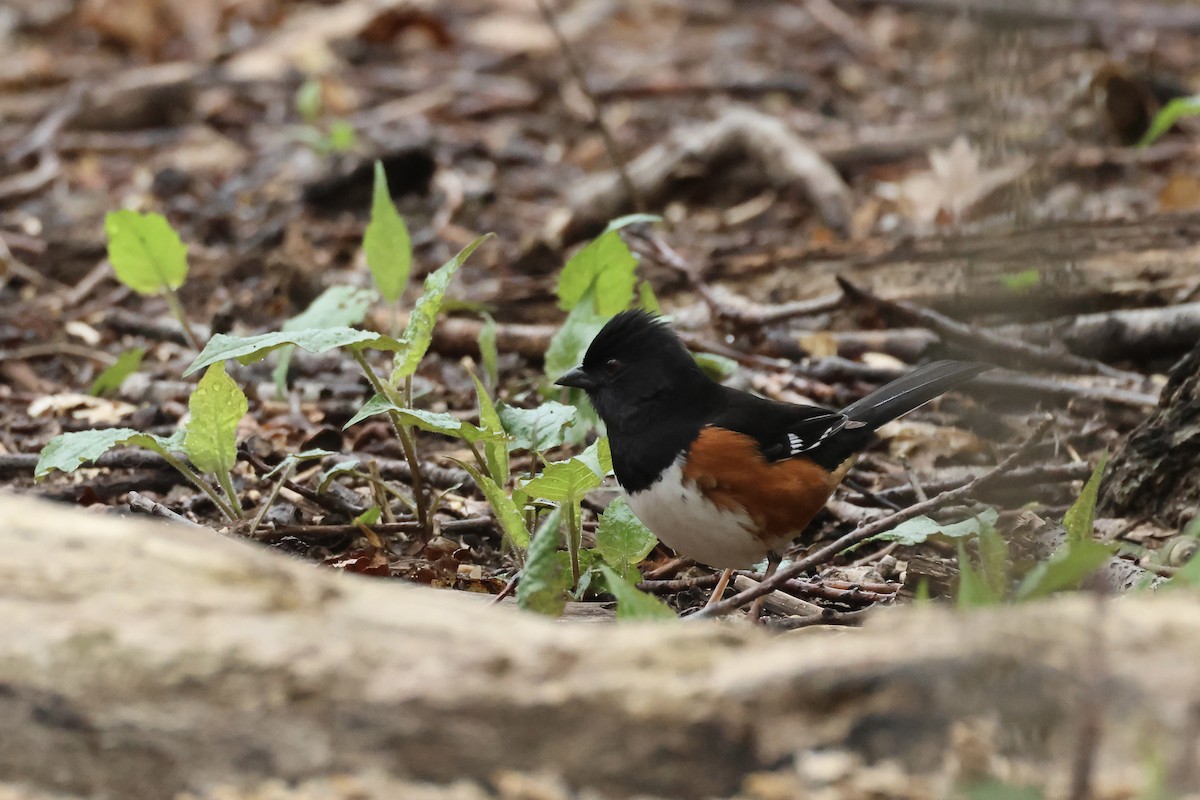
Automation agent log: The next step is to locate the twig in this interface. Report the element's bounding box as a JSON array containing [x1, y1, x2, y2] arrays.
[[128, 491, 205, 529], [240, 449, 366, 519], [837, 277, 1140, 382], [693, 417, 1054, 619], [533, 0, 643, 213], [769, 607, 873, 630], [640, 233, 843, 325]]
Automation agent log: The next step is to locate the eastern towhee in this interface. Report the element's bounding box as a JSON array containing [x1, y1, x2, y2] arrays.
[[556, 310, 990, 582]]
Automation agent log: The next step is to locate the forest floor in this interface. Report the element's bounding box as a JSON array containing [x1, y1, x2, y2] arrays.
[[3, 0, 1200, 621]]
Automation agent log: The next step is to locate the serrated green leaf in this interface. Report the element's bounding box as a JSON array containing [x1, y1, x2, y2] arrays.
[[274, 285, 379, 396], [363, 161, 412, 303], [1139, 93, 1200, 148], [453, 459, 530, 551], [477, 312, 498, 390], [498, 402, 578, 453], [545, 291, 608, 383], [471, 373, 509, 486], [105, 210, 189, 295], [342, 393, 498, 445], [34, 428, 183, 480], [1063, 453, 1107, 544], [598, 564, 675, 620], [185, 328, 388, 377], [519, 511, 569, 615], [869, 508, 1001, 547], [595, 497, 658, 583], [90, 347, 144, 397], [391, 235, 492, 382], [284, 285, 377, 332], [184, 363, 247, 476], [1016, 538, 1112, 601], [520, 438, 611, 502]]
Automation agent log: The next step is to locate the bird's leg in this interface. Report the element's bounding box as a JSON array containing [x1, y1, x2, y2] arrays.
[[705, 568, 735, 608], [748, 553, 782, 623]]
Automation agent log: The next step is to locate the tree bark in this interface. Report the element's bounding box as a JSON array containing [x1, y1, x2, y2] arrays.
[[1, 495, 1199, 800]]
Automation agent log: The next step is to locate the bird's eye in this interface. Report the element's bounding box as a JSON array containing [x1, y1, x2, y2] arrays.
[[603, 358, 622, 375]]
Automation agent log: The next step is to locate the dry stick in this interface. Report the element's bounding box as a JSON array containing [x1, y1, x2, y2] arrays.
[[643, 233, 844, 325], [533, 0, 644, 213], [837, 277, 1139, 382], [128, 491, 205, 529], [693, 417, 1054, 620]]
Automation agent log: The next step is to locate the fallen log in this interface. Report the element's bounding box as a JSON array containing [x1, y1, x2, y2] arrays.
[[2, 494, 1199, 799]]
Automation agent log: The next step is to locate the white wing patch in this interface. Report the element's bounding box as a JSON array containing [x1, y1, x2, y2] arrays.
[[784, 416, 858, 455]]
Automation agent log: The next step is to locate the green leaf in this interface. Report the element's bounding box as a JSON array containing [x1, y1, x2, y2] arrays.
[[184, 362, 247, 476], [273, 285, 379, 395], [598, 564, 676, 620], [519, 511, 570, 615], [363, 161, 412, 303], [342, 393, 497, 445], [34, 428, 184, 481], [104, 210, 189, 295], [498, 402, 578, 453], [295, 77, 322, 122], [477, 312, 499, 390], [451, 459, 530, 551], [998, 268, 1040, 292], [594, 497, 658, 583], [263, 448, 337, 479], [317, 459, 359, 492], [89, 347, 144, 397], [185, 328, 391, 377], [391, 235, 492, 382], [694, 352, 738, 382], [1138, 93, 1200, 148], [545, 291, 608, 383], [869, 508, 1000, 547], [326, 120, 357, 153], [1015, 538, 1112, 601], [355, 505, 382, 526], [557, 216, 658, 315], [471, 373, 510, 486], [956, 540, 1000, 608], [1063, 453, 1107, 545], [520, 438, 611, 503], [284, 285, 377, 332]]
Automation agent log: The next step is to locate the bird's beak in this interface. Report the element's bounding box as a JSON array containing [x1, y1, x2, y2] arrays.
[[555, 366, 597, 391]]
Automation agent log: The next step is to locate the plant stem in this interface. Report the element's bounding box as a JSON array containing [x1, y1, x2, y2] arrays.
[[247, 463, 293, 537], [160, 451, 237, 521], [216, 469, 245, 518], [566, 497, 581, 588], [163, 285, 202, 352], [351, 349, 429, 531]]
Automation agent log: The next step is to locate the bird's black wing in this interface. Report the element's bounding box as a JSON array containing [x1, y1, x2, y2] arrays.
[[710, 389, 871, 470]]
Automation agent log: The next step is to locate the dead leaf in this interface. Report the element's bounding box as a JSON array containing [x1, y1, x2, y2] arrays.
[[28, 393, 137, 425], [1159, 172, 1200, 212], [891, 137, 1030, 229], [876, 419, 988, 471]]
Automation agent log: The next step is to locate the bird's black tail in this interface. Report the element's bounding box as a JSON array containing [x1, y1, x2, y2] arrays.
[[840, 360, 991, 429]]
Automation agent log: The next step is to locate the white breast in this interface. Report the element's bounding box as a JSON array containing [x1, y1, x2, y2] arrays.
[[624, 460, 769, 569]]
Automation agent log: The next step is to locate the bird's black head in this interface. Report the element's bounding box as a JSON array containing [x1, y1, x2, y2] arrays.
[[555, 310, 718, 441]]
